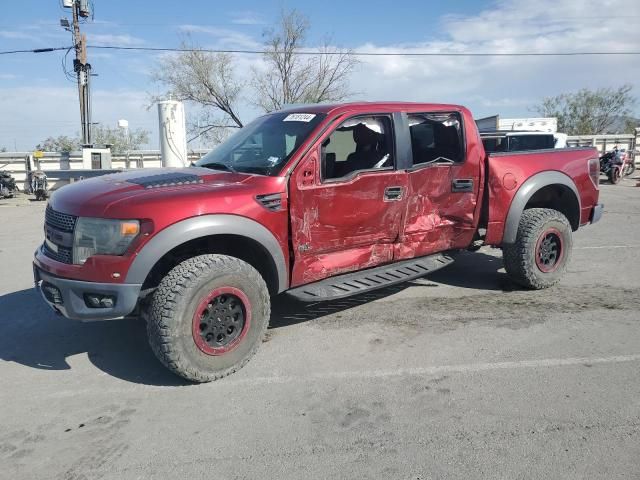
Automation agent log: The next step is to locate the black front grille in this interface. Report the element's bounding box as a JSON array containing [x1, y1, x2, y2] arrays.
[[45, 206, 77, 232], [44, 206, 76, 264], [43, 242, 73, 264]]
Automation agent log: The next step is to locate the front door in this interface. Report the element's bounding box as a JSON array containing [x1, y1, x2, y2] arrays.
[[289, 114, 408, 287], [397, 111, 482, 259]]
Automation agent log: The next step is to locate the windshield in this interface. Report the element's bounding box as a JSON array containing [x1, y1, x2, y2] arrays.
[[195, 112, 326, 176]]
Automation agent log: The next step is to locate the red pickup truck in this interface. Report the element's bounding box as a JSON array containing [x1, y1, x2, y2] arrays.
[[34, 102, 603, 382]]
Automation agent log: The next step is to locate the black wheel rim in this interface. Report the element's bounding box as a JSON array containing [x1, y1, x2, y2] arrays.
[[536, 229, 563, 272], [197, 294, 246, 349]]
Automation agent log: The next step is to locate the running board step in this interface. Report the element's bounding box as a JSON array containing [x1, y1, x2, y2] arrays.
[[287, 253, 454, 302]]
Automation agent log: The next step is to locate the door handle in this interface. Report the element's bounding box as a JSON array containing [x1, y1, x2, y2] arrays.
[[452, 179, 473, 193], [384, 186, 403, 201]]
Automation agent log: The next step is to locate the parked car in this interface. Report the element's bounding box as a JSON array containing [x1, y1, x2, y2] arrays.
[[34, 102, 603, 382]]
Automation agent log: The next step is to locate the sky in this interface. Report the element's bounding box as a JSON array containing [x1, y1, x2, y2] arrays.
[[1, 0, 639, 150]]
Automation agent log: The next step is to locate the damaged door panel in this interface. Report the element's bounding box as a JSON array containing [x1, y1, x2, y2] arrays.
[[396, 110, 483, 259], [289, 114, 408, 286]]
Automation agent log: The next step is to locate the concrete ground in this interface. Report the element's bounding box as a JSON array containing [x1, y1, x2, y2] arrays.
[[1, 177, 639, 480]]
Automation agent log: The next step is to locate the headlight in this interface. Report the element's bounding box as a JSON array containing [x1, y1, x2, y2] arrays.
[[73, 218, 140, 264]]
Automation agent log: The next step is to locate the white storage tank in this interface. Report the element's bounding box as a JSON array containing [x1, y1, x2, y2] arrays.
[[157, 100, 188, 168]]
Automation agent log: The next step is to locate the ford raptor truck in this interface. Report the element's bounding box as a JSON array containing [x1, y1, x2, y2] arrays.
[[33, 102, 603, 382]]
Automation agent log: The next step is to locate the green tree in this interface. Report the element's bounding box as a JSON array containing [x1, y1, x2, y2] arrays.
[[36, 135, 78, 153], [534, 85, 637, 135], [35, 127, 150, 154], [92, 125, 150, 154]]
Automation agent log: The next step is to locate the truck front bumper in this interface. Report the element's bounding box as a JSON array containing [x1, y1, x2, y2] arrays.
[[590, 203, 604, 224], [33, 263, 142, 321]]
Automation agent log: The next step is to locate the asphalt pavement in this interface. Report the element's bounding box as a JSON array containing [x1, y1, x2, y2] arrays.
[[1, 177, 639, 479]]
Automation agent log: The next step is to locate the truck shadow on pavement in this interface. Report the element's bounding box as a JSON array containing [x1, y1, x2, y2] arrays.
[[0, 287, 191, 387], [0, 251, 510, 386], [271, 250, 513, 328]]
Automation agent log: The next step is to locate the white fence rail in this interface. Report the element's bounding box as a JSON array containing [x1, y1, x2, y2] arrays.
[[0, 150, 208, 191], [566, 132, 639, 166], [1, 131, 638, 193]]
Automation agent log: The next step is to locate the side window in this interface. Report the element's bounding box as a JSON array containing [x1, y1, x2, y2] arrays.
[[322, 116, 394, 181], [408, 112, 464, 165]]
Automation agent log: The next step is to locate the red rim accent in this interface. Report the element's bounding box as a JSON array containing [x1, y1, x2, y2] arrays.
[[191, 287, 252, 356], [535, 227, 564, 273]]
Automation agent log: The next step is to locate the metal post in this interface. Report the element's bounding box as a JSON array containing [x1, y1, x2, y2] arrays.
[[72, 1, 91, 145]]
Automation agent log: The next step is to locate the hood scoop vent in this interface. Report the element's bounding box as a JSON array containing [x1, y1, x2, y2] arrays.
[[127, 172, 204, 189]]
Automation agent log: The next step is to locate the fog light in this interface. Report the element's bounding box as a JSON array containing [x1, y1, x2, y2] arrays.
[[84, 293, 116, 309], [42, 282, 63, 305]]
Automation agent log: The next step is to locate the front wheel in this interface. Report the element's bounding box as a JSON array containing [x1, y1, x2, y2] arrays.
[[146, 254, 270, 382], [608, 166, 621, 184], [503, 208, 573, 289]]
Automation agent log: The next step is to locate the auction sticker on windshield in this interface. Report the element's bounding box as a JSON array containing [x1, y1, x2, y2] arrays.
[[283, 113, 316, 122]]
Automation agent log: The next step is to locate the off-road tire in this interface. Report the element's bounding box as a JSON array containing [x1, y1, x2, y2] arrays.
[[503, 208, 572, 289], [146, 254, 270, 383]]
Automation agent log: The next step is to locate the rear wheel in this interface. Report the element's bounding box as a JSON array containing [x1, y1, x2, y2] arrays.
[[623, 161, 636, 177], [146, 254, 270, 382], [503, 208, 572, 289]]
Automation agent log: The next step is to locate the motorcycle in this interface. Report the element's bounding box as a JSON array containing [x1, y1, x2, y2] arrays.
[[600, 147, 632, 185], [0, 170, 18, 198], [29, 170, 49, 201]]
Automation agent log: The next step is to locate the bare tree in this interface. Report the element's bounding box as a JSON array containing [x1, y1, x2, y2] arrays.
[[534, 85, 636, 135], [152, 41, 245, 143], [252, 9, 358, 112]]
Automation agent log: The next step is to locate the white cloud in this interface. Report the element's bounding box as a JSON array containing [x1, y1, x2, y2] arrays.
[[3, 0, 640, 151], [349, 0, 640, 118], [0, 87, 157, 150], [88, 34, 146, 46], [177, 25, 261, 50], [0, 30, 33, 40], [229, 11, 266, 25]]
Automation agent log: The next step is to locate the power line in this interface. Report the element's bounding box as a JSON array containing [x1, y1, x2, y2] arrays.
[[0, 46, 72, 55], [86, 45, 640, 57], [2, 44, 640, 58]]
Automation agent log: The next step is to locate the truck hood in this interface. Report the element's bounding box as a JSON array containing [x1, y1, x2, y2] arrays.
[[48, 167, 285, 218]]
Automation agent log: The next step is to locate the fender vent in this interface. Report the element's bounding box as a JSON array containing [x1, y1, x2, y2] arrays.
[[256, 193, 283, 211], [127, 172, 203, 189]]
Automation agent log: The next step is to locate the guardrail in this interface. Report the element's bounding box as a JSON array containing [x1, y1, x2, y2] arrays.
[[0, 149, 208, 191], [566, 133, 638, 166]]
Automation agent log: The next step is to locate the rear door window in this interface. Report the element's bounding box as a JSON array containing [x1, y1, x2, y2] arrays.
[[408, 112, 464, 165]]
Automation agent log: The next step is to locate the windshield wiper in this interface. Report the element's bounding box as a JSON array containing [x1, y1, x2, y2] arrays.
[[198, 162, 236, 173]]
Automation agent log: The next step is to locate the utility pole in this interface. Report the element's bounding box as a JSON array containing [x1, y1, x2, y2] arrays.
[[65, 0, 92, 145]]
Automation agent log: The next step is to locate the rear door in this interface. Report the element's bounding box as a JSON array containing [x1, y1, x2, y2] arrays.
[[289, 113, 409, 287], [396, 110, 482, 259]]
